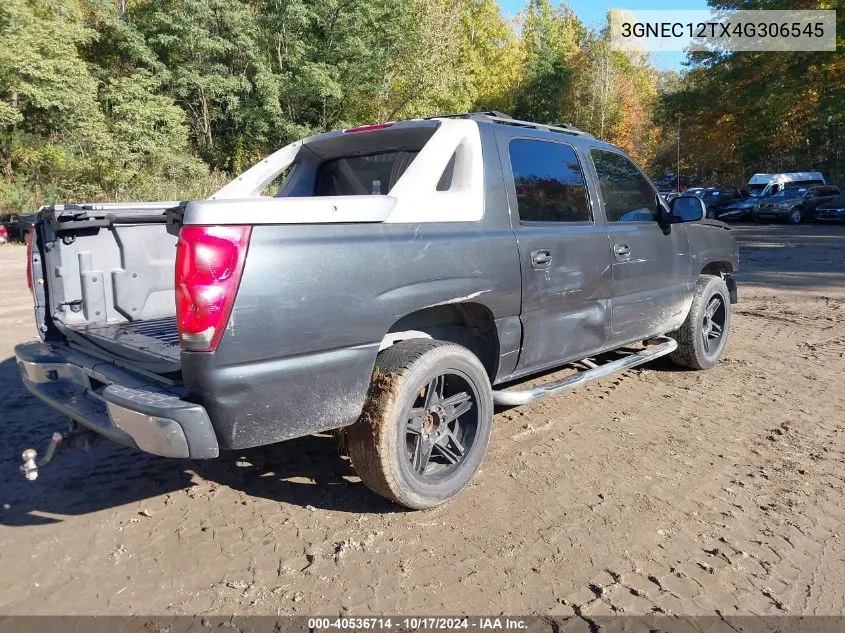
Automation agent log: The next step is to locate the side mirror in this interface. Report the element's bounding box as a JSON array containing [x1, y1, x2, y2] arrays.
[[670, 195, 706, 222]]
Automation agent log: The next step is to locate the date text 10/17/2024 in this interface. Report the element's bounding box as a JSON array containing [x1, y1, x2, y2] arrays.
[[308, 618, 529, 631]]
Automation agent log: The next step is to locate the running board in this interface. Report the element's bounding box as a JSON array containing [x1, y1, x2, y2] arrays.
[[492, 337, 678, 406]]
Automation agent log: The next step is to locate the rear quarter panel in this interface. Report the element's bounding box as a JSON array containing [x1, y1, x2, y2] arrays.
[[183, 222, 521, 449]]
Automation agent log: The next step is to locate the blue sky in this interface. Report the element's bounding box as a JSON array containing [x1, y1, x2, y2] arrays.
[[497, 0, 712, 70]]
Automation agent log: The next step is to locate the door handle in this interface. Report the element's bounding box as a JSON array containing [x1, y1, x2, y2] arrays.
[[613, 243, 631, 259], [531, 249, 552, 269]]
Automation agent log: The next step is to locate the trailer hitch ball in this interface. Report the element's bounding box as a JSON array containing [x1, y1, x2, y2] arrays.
[[20, 432, 63, 481], [21, 449, 39, 481]]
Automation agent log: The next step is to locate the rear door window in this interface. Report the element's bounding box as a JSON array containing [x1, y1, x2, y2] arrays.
[[508, 139, 591, 222]]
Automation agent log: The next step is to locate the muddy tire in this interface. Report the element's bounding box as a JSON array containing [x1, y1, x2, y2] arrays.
[[346, 339, 493, 510], [668, 275, 731, 370]]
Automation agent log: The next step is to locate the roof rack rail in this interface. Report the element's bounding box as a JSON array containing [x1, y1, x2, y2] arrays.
[[429, 111, 513, 120], [428, 112, 593, 138]]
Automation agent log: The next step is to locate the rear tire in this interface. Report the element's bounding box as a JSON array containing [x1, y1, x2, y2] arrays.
[[668, 275, 731, 370], [346, 339, 493, 509], [788, 208, 802, 224]]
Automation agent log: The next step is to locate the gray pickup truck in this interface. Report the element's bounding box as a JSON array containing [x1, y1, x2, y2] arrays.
[[15, 112, 738, 509]]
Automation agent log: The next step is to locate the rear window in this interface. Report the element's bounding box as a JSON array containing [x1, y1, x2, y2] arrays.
[[314, 151, 419, 196]]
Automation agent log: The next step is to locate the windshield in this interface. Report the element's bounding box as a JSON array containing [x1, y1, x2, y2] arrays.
[[748, 184, 766, 196], [773, 187, 806, 199]]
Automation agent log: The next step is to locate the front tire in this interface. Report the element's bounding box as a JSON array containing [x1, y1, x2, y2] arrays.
[[788, 208, 802, 224], [346, 339, 494, 509], [668, 275, 731, 370]]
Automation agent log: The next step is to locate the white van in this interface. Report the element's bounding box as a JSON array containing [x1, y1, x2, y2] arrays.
[[747, 172, 826, 198]]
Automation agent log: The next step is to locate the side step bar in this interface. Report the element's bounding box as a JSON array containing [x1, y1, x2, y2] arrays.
[[492, 336, 678, 406]]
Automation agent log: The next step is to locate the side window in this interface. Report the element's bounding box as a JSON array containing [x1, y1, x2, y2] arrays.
[[508, 139, 591, 223], [590, 149, 660, 222]]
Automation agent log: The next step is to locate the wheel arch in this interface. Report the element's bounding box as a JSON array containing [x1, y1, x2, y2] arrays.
[[378, 302, 500, 381], [701, 260, 734, 276], [700, 261, 737, 304]]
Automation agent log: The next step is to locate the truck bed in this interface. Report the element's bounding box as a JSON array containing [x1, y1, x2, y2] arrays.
[[27, 203, 182, 374], [68, 317, 181, 372]]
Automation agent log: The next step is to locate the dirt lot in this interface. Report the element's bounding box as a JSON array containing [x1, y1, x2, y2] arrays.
[[1, 224, 843, 617]]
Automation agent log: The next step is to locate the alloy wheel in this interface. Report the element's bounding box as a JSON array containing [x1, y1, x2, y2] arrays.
[[405, 372, 479, 481], [701, 295, 726, 356]]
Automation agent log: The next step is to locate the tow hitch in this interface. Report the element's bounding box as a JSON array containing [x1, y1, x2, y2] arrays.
[[20, 424, 100, 481]]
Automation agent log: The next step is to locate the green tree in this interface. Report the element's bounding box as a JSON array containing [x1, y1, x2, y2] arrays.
[[513, 0, 582, 123], [0, 0, 105, 187], [459, 0, 524, 114], [371, 0, 474, 121]]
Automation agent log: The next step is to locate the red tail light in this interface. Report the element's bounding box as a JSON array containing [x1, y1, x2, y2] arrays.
[[175, 225, 251, 352], [25, 228, 34, 293]]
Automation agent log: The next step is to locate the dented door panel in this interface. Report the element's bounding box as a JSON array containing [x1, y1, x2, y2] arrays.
[[605, 222, 692, 341]]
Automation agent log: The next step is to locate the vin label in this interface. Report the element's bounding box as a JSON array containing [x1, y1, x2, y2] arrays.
[[609, 9, 837, 53]]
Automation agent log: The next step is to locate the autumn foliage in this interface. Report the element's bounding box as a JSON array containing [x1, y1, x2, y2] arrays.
[[1, 0, 841, 210]]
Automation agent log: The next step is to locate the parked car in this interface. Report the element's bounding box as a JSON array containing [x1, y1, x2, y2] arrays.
[[2, 213, 36, 242], [686, 188, 751, 220], [718, 195, 759, 222], [752, 184, 841, 224], [15, 112, 738, 509], [814, 195, 845, 222]]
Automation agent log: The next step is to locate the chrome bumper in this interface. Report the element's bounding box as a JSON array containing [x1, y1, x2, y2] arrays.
[[15, 341, 219, 459]]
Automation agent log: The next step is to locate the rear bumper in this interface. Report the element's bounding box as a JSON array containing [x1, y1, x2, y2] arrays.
[[15, 341, 219, 459]]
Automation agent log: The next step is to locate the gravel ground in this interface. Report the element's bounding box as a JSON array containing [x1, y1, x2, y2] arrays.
[[0, 224, 843, 618]]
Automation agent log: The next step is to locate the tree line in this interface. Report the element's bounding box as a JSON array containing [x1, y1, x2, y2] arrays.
[[0, 0, 841, 212], [656, 0, 844, 188]]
